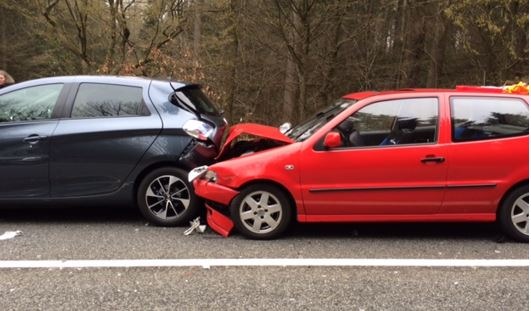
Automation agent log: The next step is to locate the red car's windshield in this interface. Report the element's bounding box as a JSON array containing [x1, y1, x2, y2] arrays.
[[287, 99, 357, 142]]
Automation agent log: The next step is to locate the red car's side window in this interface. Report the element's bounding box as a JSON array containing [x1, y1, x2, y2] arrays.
[[450, 97, 529, 142], [333, 98, 439, 148]]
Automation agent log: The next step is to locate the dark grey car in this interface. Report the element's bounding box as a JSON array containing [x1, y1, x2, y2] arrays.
[[0, 75, 227, 225]]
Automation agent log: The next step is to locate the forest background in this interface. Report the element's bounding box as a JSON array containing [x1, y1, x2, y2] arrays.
[[0, 0, 528, 125]]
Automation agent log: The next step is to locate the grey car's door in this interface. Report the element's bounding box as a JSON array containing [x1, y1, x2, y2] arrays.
[[50, 82, 162, 197], [0, 83, 65, 198]]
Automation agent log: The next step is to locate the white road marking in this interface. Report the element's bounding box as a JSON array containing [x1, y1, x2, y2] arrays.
[[0, 258, 528, 269]]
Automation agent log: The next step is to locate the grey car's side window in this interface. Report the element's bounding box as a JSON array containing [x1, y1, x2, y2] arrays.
[[334, 98, 439, 148], [451, 97, 529, 142], [71, 83, 148, 118], [0, 84, 63, 123]]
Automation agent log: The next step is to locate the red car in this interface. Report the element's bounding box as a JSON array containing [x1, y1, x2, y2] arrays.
[[189, 86, 529, 241]]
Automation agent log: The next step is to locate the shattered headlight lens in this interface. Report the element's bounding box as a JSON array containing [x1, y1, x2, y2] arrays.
[[188, 165, 217, 183], [204, 170, 217, 182], [188, 166, 208, 182]]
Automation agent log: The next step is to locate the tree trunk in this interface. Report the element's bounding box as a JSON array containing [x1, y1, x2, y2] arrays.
[[0, 7, 6, 70], [405, 2, 428, 87], [193, 0, 202, 65], [227, 0, 240, 123], [394, 0, 408, 88], [295, 1, 310, 122], [426, 1, 450, 87], [282, 50, 297, 122]]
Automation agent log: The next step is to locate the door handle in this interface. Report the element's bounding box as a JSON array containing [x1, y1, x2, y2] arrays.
[[421, 155, 445, 164], [23, 135, 47, 144]]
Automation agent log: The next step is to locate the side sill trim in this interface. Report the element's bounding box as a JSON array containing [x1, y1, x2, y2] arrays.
[[446, 183, 498, 189], [309, 183, 497, 193]]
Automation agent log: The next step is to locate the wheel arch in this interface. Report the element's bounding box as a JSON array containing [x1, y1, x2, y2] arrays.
[[496, 179, 529, 218], [237, 179, 298, 222], [133, 161, 190, 194], [134, 161, 200, 226]]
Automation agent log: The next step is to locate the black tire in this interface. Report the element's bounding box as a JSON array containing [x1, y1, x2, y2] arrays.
[[229, 184, 292, 239], [498, 185, 529, 243], [137, 167, 198, 226]]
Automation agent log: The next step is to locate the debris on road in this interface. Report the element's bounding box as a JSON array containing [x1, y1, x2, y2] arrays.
[[0, 230, 22, 240], [184, 217, 206, 236]]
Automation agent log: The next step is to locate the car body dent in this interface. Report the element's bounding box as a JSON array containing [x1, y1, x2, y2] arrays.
[[216, 123, 294, 160], [193, 89, 529, 238], [193, 178, 239, 206], [210, 142, 301, 191], [206, 204, 234, 237], [194, 142, 303, 237], [192, 176, 239, 237]]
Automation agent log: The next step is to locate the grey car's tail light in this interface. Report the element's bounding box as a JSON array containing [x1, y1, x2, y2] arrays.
[[183, 120, 214, 141]]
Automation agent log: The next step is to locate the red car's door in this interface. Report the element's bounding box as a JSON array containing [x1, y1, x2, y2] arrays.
[[299, 97, 447, 221]]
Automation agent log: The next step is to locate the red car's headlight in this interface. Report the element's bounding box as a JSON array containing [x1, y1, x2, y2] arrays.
[[188, 165, 217, 183]]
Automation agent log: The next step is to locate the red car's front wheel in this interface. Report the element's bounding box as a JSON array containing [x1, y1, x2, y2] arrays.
[[230, 184, 292, 239]]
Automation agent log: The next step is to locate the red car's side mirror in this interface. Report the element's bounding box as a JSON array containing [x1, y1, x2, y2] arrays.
[[323, 132, 342, 149]]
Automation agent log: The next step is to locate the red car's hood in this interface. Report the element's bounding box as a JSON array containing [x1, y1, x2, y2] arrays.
[[216, 123, 294, 159]]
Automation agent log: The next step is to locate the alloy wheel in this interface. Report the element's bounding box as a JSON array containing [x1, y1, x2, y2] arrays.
[[239, 190, 283, 234], [145, 175, 190, 220], [511, 192, 529, 235]]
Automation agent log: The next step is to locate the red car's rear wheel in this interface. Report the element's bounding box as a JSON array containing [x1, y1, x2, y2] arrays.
[[498, 185, 529, 242]]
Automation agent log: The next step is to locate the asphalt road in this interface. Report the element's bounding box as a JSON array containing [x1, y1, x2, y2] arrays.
[[0, 206, 528, 310]]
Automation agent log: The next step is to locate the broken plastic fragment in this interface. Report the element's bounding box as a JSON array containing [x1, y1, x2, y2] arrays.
[[184, 217, 206, 235], [0, 230, 22, 240]]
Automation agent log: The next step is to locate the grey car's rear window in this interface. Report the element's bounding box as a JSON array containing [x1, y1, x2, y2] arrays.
[[178, 88, 221, 116], [71, 83, 149, 118]]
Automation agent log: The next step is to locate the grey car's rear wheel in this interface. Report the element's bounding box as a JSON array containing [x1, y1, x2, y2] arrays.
[[498, 185, 529, 242], [137, 167, 198, 226], [230, 184, 292, 239]]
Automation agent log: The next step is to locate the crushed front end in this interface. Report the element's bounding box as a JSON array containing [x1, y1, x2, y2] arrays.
[[189, 166, 239, 237], [188, 123, 294, 237]]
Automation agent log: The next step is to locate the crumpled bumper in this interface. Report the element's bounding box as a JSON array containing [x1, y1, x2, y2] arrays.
[[193, 178, 239, 237], [206, 204, 234, 237]]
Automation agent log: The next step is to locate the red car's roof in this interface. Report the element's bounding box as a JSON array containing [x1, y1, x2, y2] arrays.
[[342, 89, 454, 100], [342, 85, 529, 100]]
